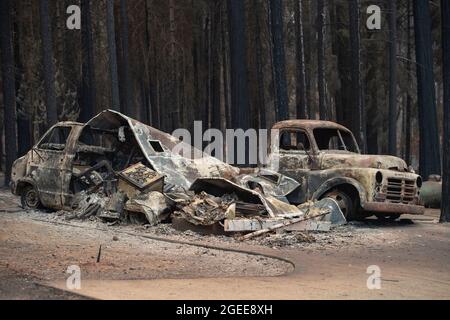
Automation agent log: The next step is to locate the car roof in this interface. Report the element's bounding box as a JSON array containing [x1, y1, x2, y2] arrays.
[[272, 120, 351, 132]]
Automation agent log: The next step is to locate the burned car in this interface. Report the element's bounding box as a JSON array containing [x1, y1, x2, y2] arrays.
[[10, 110, 239, 211], [266, 120, 424, 220]]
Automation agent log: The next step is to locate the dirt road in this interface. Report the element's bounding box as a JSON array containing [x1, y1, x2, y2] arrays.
[[0, 188, 449, 300]]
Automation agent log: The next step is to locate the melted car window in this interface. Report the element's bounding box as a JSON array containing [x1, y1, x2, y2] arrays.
[[38, 126, 72, 151]]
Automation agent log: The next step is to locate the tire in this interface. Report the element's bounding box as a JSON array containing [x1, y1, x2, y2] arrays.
[[322, 189, 355, 220], [20, 185, 42, 210], [375, 214, 401, 221]]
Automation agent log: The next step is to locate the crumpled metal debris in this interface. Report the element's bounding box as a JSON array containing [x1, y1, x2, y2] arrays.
[[124, 191, 171, 226], [98, 192, 127, 221], [65, 192, 108, 220], [174, 192, 238, 226]]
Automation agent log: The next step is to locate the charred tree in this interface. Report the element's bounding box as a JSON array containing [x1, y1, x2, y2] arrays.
[[413, 0, 441, 178], [210, 1, 223, 131], [227, 0, 250, 166], [80, 0, 96, 122], [227, 0, 250, 130], [120, 0, 132, 116], [295, 0, 308, 119], [388, 0, 397, 156], [106, 0, 120, 111], [317, 0, 327, 120], [348, 0, 365, 152], [221, 2, 231, 129], [254, 0, 267, 128], [405, 0, 413, 165], [0, 0, 18, 185], [441, 0, 450, 223], [39, 0, 58, 127], [270, 0, 289, 121]]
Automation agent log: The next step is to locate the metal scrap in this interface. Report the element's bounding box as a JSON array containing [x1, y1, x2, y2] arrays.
[[174, 192, 238, 226], [237, 207, 331, 241], [118, 162, 164, 199], [124, 191, 172, 226]]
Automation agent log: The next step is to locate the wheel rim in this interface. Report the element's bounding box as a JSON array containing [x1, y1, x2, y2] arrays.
[[327, 191, 349, 217], [25, 189, 39, 208]]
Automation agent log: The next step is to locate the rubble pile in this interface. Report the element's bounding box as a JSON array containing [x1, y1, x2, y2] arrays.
[[174, 192, 238, 226]]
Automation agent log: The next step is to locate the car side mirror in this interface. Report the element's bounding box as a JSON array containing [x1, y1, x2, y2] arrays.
[[297, 143, 305, 151]]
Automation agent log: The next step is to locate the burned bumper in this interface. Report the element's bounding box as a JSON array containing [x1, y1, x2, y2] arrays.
[[363, 202, 425, 215]]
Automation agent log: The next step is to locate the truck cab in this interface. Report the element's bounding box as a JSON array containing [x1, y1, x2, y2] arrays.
[[266, 120, 424, 219]]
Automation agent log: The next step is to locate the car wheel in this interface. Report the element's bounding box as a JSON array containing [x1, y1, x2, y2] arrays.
[[21, 185, 42, 210], [322, 189, 355, 220]]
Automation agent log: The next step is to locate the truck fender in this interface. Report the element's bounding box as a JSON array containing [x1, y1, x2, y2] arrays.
[[312, 177, 367, 206]]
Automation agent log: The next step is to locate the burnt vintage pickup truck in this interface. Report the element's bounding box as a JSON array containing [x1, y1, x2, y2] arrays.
[[266, 120, 424, 220]]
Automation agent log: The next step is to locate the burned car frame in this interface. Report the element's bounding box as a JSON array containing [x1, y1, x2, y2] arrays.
[[266, 120, 425, 219], [10, 110, 241, 211]]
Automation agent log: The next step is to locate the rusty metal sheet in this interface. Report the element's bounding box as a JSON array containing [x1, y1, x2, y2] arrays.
[[87, 110, 239, 190]]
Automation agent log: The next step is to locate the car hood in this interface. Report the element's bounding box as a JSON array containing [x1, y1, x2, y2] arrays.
[[319, 153, 409, 172]]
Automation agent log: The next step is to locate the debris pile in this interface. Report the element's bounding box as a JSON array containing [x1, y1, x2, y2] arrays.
[[174, 192, 238, 226]]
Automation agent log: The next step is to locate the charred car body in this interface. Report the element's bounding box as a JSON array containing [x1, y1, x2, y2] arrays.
[[266, 120, 424, 219], [11, 110, 241, 211]]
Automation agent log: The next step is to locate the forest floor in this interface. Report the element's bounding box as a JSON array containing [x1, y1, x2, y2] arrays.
[[0, 186, 449, 300]]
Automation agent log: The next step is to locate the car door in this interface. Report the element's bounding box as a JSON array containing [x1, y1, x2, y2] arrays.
[[270, 129, 314, 203], [28, 126, 73, 209]]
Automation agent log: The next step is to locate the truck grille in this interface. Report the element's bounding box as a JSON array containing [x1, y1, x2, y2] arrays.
[[385, 178, 416, 204]]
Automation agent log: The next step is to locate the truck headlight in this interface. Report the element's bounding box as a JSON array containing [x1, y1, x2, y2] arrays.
[[416, 176, 423, 188], [376, 171, 383, 184]]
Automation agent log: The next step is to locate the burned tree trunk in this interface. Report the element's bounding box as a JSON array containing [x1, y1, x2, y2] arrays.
[[210, 0, 223, 131], [295, 0, 308, 119], [270, 0, 289, 121], [227, 0, 250, 130], [349, 0, 366, 152], [221, 3, 231, 129], [80, 0, 96, 122], [441, 0, 450, 223], [120, 0, 132, 116], [254, 0, 267, 128], [413, 0, 441, 179], [106, 0, 120, 111], [388, 0, 397, 156], [39, 0, 58, 127], [317, 0, 327, 120], [0, 0, 18, 186], [405, 0, 413, 165]]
